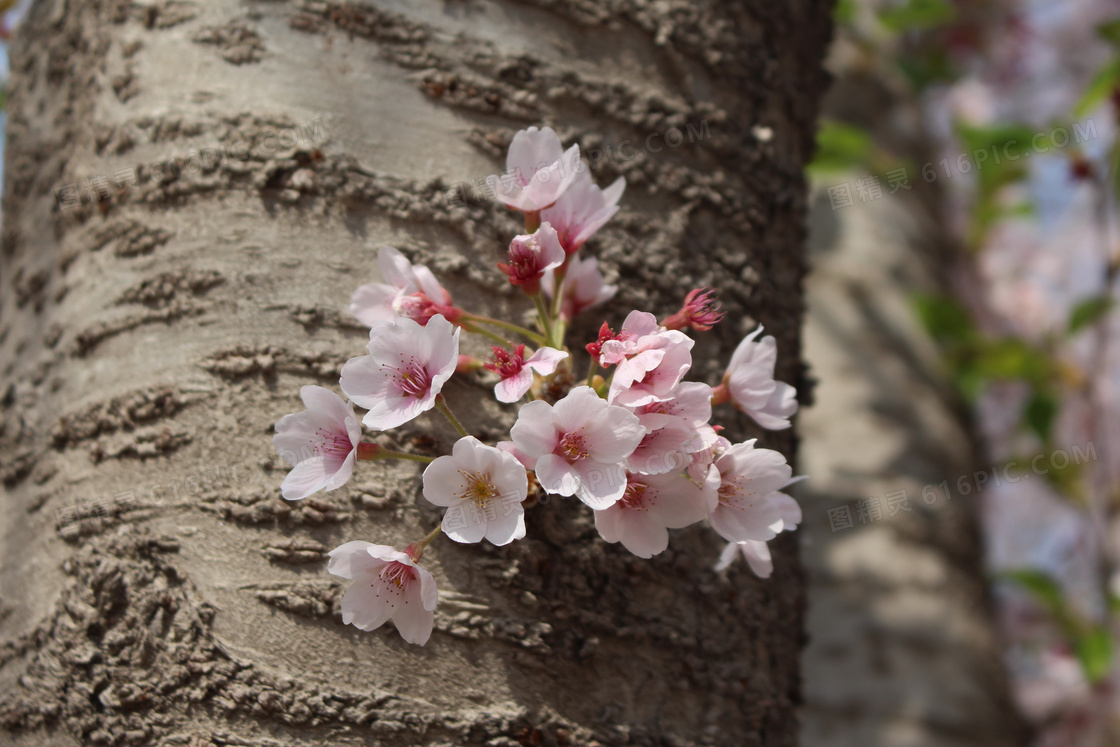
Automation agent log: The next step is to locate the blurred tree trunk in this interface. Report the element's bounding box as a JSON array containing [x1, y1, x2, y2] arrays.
[[0, 1, 831, 745]]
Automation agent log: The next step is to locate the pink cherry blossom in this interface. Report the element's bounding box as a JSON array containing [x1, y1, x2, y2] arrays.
[[715, 491, 802, 578], [608, 329, 695, 407], [540, 169, 625, 254], [662, 287, 724, 332], [628, 381, 713, 430], [273, 385, 361, 501], [496, 440, 536, 469], [542, 253, 617, 320], [716, 540, 774, 577], [340, 314, 459, 430], [586, 322, 619, 360], [497, 223, 566, 294], [509, 386, 646, 508], [687, 429, 730, 485], [623, 382, 714, 475], [486, 126, 582, 212], [350, 247, 459, 327], [422, 436, 529, 545], [708, 440, 795, 543], [484, 344, 568, 403], [327, 541, 438, 645], [721, 326, 799, 430], [598, 311, 661, 365], [594, 471, 717, 558]]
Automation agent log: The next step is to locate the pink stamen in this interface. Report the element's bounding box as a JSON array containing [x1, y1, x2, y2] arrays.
[[314, 427, 352, 456], [620, 479, 649, 511], [484, 344, 526, 379], [384, 358, 434, 399], [558, 431, 590, 461], [662, 287, 724, 332]]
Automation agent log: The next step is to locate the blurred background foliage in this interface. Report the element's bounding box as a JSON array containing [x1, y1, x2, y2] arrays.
[[811, 1, 1120, 743]]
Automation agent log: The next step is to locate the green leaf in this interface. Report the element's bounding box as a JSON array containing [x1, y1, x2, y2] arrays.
[[1024, 390, 1059, 443], [913, 293, 975, 346], [973, 339, 1051, 384], [1001, 569, 1065, 616], [897, 49, 956, 91], [834, 0, 857, 25], [1098, 18, 1120, 47], [878, 0, 956, 33], [1075, 58, 1120, 118], [1069, 296, 1115, 335], [954, 122, 1035, 246], [957, 122, 1043, 158], [808, 120, 873, 175], [1075, 627, 1114, 684]]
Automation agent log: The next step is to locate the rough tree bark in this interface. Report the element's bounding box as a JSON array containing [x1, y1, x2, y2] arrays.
[[0, 1, 832, 746]]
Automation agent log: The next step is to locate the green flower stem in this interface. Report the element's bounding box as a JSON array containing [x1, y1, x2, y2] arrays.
[[460, 313, 546, 345], [524, 210, 541, 233], [531, 293, 555, 346], [409, 525, 443, 561], [356, 443, 434, 463], [462, 322, 510, 347], [435, 394, 469, 438]]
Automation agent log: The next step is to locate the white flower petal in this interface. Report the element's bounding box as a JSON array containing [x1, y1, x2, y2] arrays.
[[495, 368, 534, 403]]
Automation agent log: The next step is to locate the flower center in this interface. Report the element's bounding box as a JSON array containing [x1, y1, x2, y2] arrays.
[[376, 561, 415, 591], [486, 344, 526, 379], [460, 471, 499, 507], [395, 292, 438, 323], [384, 358, 433, 399], [558, 431, 590, 462], [718, 477, 756, 507], [314, 427, 352, 457], [508, 241, 544, 280], [620, 479, 648, 510]]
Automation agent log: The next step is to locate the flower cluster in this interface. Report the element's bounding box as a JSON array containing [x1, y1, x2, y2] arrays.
[[272, 126, 805, 644]]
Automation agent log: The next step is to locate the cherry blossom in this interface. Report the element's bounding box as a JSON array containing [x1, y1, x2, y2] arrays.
[[273, 385, 361, 501], [719, 326, 799, 430], [509, 386, 646, 508], [716, 540, 774, 577], [715, 491, 802, 578], [708, 440, 795, 543], [327, 541, 438, 645], [274, 120, 811, 646], [586, 322, 619, 359], [539, 169, 625, 255], [486, 126, 582, 213], [623, 382, 714, 474], [598, 311, 661, 366], [594, 471, 717, 558], [485, 344, 568, 403], [608, 329, 695, 407], [350, 247, 459, 327], [496, 440, 536, 469], [340, 314, 459, 430], [498, 223, 566, 294], [687, 428, 731, 485], [662, 287, 724, 332], [543, 253, 617, 320], [422, 436, 529, 546]]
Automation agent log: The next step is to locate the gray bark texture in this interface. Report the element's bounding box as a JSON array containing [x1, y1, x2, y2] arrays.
[[0, 1, 832, 746]]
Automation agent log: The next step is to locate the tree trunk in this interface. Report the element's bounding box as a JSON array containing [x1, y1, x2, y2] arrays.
[[0, 1, 832, 746]]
